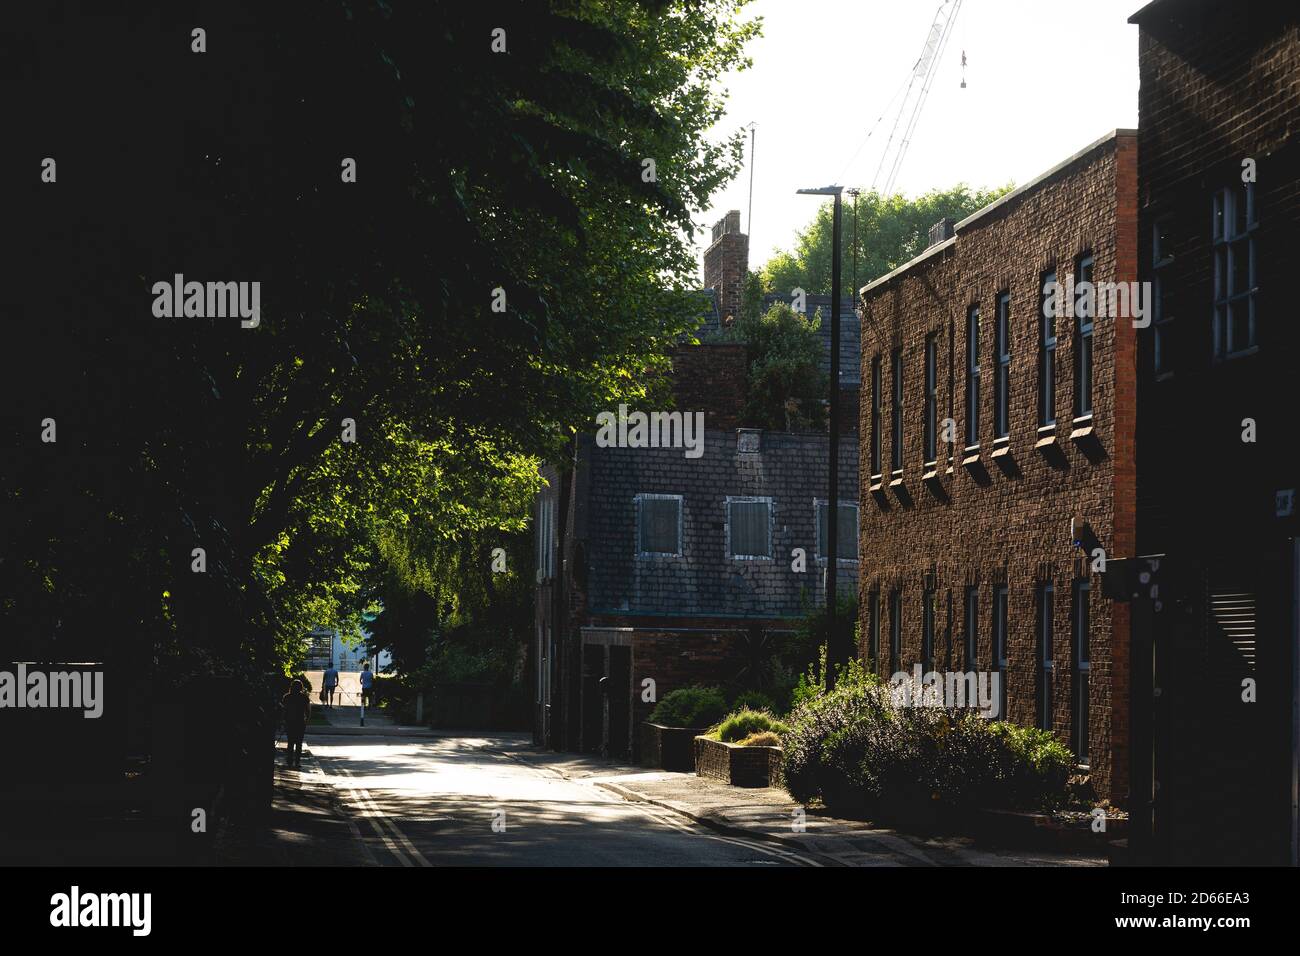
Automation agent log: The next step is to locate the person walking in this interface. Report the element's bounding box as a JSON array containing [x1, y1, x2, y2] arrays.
[[359, 662, 375, 709], [281, 679, 311, 769], [322, 661, 339, 708]]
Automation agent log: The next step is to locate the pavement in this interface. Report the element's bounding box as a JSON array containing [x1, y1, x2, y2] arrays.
[[214, 752, 379, 866], [224, 731, 1106, 867]]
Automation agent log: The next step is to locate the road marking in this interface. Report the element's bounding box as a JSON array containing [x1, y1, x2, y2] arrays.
[[588, 783, 821, 867], [300, 751, 381, 867], [317, 755, 432, 867]]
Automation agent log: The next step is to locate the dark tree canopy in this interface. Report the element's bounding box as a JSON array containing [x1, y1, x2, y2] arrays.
[[2, 1, 759, 678]]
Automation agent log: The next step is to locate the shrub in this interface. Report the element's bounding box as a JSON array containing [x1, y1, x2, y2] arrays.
[[737, 731, 782, 748], [730, 689, 777, 714], [790, 645, 879, 711], [716, 707, 790, 743], [988, 722, 1074, 810], [649, 686, 727, 728], [782, 676, 1075, 814], [781, 678, 894, 806]]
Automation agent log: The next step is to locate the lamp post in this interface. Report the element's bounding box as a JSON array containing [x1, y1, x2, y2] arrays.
[[796, 185, 843, 691]]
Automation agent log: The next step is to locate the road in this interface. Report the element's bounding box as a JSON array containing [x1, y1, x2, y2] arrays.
[[303, 732, 816, 867]]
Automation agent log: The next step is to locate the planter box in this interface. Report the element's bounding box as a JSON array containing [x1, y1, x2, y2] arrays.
[[640, 723, 708, 772], [694, 735, 783, 788]]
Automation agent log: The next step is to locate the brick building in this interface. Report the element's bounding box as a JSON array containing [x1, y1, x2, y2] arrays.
[[858, 130, 1139, 804], [1120, 0, 1300, 865], [533, 212, 859, 758]]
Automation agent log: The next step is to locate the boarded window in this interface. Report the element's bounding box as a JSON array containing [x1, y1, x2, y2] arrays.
[[637, 495, 681, 555], [728, 498, 771, 558], [816, 501, 859, 561]]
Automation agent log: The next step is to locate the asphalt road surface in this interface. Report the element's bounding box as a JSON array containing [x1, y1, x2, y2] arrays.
[[305, 734, 815, 867]]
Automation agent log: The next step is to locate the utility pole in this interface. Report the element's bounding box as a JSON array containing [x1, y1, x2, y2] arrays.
[[847, 188, 861, 301], [746, 122, 757, 235], [796, 185, 843, 691]]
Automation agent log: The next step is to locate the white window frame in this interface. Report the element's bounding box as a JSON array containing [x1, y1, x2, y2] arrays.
[[813, 498, 859, 564], [634, 493, 684, 558], [535, 494, 555, 583], [1212, 183, 1258, 360], [725, 495, 773, 560]]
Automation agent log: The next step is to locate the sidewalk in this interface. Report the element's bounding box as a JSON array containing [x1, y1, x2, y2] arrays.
[[498, 743, 1108, 867], [213, 742, 378, 866], [308, 703, 437, 736]]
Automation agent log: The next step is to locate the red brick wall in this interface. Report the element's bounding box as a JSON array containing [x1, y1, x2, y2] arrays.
[[702, 210, 748, 324], [857, 131, 1138, 804]]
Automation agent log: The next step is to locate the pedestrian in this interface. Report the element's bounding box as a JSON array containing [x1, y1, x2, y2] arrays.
[[282, 678, 311, 769], [359, 661, 374, 709], [323, 660, 339, 708]]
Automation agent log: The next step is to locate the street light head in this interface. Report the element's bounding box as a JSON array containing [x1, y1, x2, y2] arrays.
[[796, 185, 842, 196]]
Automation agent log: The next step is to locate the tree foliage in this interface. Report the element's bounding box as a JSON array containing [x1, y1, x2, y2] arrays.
[[3, 1, 760, 679], [730, 300, 828, 432], [760, 184, 1014, 299]]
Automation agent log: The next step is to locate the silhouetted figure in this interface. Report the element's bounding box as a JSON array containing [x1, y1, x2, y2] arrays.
[[323, 661, 339, 708], [359, 662, 375, 708], [282, 679, 311, 769]]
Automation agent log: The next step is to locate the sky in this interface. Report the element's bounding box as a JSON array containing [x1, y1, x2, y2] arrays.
[[693, 0, 1141, 280]]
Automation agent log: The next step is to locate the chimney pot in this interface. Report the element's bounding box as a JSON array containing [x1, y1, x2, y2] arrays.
[[927, 217, 956, 247]]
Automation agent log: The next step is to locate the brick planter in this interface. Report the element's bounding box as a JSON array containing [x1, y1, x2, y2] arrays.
[[694, 735, 783, 788], [639, 723, 708, 772]]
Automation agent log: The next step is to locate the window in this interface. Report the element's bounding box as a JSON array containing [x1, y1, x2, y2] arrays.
[[1152, 218, 1174, 378], [965, 306, 980, 447], [923, 335, 938, 463], [889, 589, 902, 674], [994, 292, 1011, 439], [815, 500, 859, 561], [870, 355, 882, 476], [890, 347, 903, 472], [1074, 254, 1094, 418], [1213, 182, 1258, 358], [726, 497, 771, 558], [964, 586, 979, 671], [868, 590, 881, 671], [992, 585, 1008, 720], [1072, 579, 1091, 766], [1039, 271, 1057, 428], [535, 496, 555, 580], [922, 588, 935, 670], [1037, 582, 1054, 732], [635, 493, 682, 556]]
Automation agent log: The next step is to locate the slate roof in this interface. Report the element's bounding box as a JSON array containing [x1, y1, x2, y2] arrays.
[[581, 428, 859, 619]]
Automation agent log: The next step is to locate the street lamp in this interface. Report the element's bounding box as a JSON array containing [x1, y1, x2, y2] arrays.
[[796, 185, 844, 691]]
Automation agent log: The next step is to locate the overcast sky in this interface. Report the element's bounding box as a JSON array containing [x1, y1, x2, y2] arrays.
[[693, 0, 1141, 279]]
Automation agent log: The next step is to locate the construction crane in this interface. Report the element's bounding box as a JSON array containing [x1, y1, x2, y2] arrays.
[[870, 0, 964, 197]]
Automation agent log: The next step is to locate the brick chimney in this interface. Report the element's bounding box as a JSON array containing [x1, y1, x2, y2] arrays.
[[927, 217, 956, 247], [702, 210, 749, 326]]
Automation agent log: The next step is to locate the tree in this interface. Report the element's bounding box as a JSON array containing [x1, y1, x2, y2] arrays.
[[2, 1, 761, 679], [760, 184, 1014, 299], [730, 300, 828, 432]]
